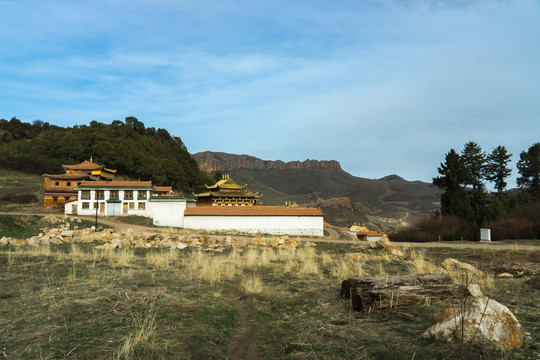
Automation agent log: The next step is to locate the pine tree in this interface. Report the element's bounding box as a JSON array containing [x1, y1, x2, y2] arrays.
[[517, 142, 540, 201], [485, 145, 512, 193], [433, 149, 472, 220]]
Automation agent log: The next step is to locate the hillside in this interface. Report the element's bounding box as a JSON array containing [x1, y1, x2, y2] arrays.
[[192, 151, 442, 231], [0, 117, 212, 193]]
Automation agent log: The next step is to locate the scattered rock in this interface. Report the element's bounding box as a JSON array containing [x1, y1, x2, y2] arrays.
[[498, 272, 514, 278]]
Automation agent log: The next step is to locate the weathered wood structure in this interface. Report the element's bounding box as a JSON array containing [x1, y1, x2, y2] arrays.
[[341, 274, 469, 311]]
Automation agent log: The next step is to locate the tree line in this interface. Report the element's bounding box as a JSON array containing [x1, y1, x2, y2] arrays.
[[391, 141, 539, 242], [0, 117, 213, 194], [431, 141, 539, 240]]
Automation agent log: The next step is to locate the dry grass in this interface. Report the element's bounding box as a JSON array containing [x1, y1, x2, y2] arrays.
[[145, 248, 177, 269], [1, 241, 536, 360], [240, 273, 264, 295], [114, 300, 158, 359]]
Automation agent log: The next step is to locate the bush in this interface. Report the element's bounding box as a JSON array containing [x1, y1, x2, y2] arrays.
[[390, 216, 465, 242]]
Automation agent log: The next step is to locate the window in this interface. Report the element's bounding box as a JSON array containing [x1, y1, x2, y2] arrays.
[[82, 202, 89, 209], [138, 202, 146, 210], [93, 202, 99, 209], [96, 190, 105, 200], [55, 182, 60, 186], [81, 191, 90, 200], [109, 190, 119, 199], [67, 182, 71, 187], [124, 190, 133, 200], [137, 191, 147, 200], [129, 202, 135, 209], [77, 182, 82, 186]]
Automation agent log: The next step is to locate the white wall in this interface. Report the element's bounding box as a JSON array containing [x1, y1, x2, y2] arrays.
[[149, 199, 191, 227], [184, 215, 324, 236]]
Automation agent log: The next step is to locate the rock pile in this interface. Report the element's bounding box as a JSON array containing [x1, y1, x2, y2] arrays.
[[0, 219, 316, 251]]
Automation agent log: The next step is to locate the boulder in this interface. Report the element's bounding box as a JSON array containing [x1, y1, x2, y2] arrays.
[[61, 230, 74, 237], [441, 258, 483, 278], [368, 237, 390, 249], [382, 246, 405, 260], [423, 297, 524, 351]]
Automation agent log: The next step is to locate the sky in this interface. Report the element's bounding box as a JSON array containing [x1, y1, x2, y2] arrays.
[[1, 0, 539, 187]]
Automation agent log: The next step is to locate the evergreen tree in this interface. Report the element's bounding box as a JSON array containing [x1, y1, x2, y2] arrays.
[[433, 149, 472, 220], [485, 145, 512, 193], [517, 142, 540, 201], [461, 141, 488, 224], [461, 141, 486, 190]]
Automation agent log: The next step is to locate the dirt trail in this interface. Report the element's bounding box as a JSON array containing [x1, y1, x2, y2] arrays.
[[224, 284, 260, 359], [2, 211, 538, 251]]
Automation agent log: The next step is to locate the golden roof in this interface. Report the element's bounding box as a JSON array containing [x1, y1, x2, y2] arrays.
[[195, 175, 261, 199]]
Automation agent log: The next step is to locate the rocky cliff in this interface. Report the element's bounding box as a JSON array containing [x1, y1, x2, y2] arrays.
[[193, 151, 341, 173]]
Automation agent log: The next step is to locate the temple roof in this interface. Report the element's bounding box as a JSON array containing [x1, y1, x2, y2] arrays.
[[62, 160, 102, 171], [44, 187, 79, 193], [154, 186, 172, 193], [44, 172, 91, 180], [194, 190, 261, 198], [76, 180, 154, 190], [195, 175, 260, 198], [205, 175, 247, 190], [184, 206, 323, 217]]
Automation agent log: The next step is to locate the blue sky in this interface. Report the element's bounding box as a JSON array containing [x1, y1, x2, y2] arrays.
[[1, 0, 539, 187]]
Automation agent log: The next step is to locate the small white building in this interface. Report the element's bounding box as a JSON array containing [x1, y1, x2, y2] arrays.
[[66, 180, 156, 217]]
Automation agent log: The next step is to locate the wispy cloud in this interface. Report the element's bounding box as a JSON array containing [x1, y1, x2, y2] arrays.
[[0, 0, 538, 184]]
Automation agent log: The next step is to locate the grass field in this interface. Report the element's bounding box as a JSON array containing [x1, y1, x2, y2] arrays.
[[0, 168, 43, 208], [1, 240, 538, 359]]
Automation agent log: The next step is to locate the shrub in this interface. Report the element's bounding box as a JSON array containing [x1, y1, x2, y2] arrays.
[[390, 216, 465, 242]]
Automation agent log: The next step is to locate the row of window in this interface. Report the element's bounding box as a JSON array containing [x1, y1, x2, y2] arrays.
[[81, 202, 146, 210], [80, 190, 147, 200], [54, 181, 82, 187]]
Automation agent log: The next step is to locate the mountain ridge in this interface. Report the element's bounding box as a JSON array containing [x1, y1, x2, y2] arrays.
[[192, 151, 442, 231], [195, 151, 341, 172]]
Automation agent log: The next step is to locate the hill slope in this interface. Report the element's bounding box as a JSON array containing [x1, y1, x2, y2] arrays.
[[193, 151, 441, 231], [0, 117, 212, 193]]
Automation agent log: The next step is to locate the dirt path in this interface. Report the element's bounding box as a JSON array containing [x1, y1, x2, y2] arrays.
[[2, 211, 538, 251], [224, 284, 260, 359]]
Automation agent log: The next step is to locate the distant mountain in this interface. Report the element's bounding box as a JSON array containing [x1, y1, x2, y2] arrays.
[[195, 151, 341, 172], [192, 151, 442, 231]]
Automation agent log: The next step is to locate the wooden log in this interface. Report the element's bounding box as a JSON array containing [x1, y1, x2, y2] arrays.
[[340, 274, 467, 311]]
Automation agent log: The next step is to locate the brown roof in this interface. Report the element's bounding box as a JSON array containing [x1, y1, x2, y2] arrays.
[[62, 160, 102, 171], [44, 187, 78, 194], [44, 173, 90, 180], [77, 180, 153, 189], [154, 186, 172, 192], [184, 206, 323, 217]]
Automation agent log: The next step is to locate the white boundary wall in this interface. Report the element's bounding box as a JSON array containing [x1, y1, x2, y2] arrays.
[[184, 215, 324, 236], [149, 199, 195, 228]]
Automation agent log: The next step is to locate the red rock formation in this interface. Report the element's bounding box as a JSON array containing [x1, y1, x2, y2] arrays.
[[192, 151, 341, 173]]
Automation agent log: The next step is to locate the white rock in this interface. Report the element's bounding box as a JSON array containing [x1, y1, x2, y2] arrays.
[[423, 297, 524, 351], [467, 284, 483, 298], [176, 242, 188, 249], [61, 230, 74, 237]]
